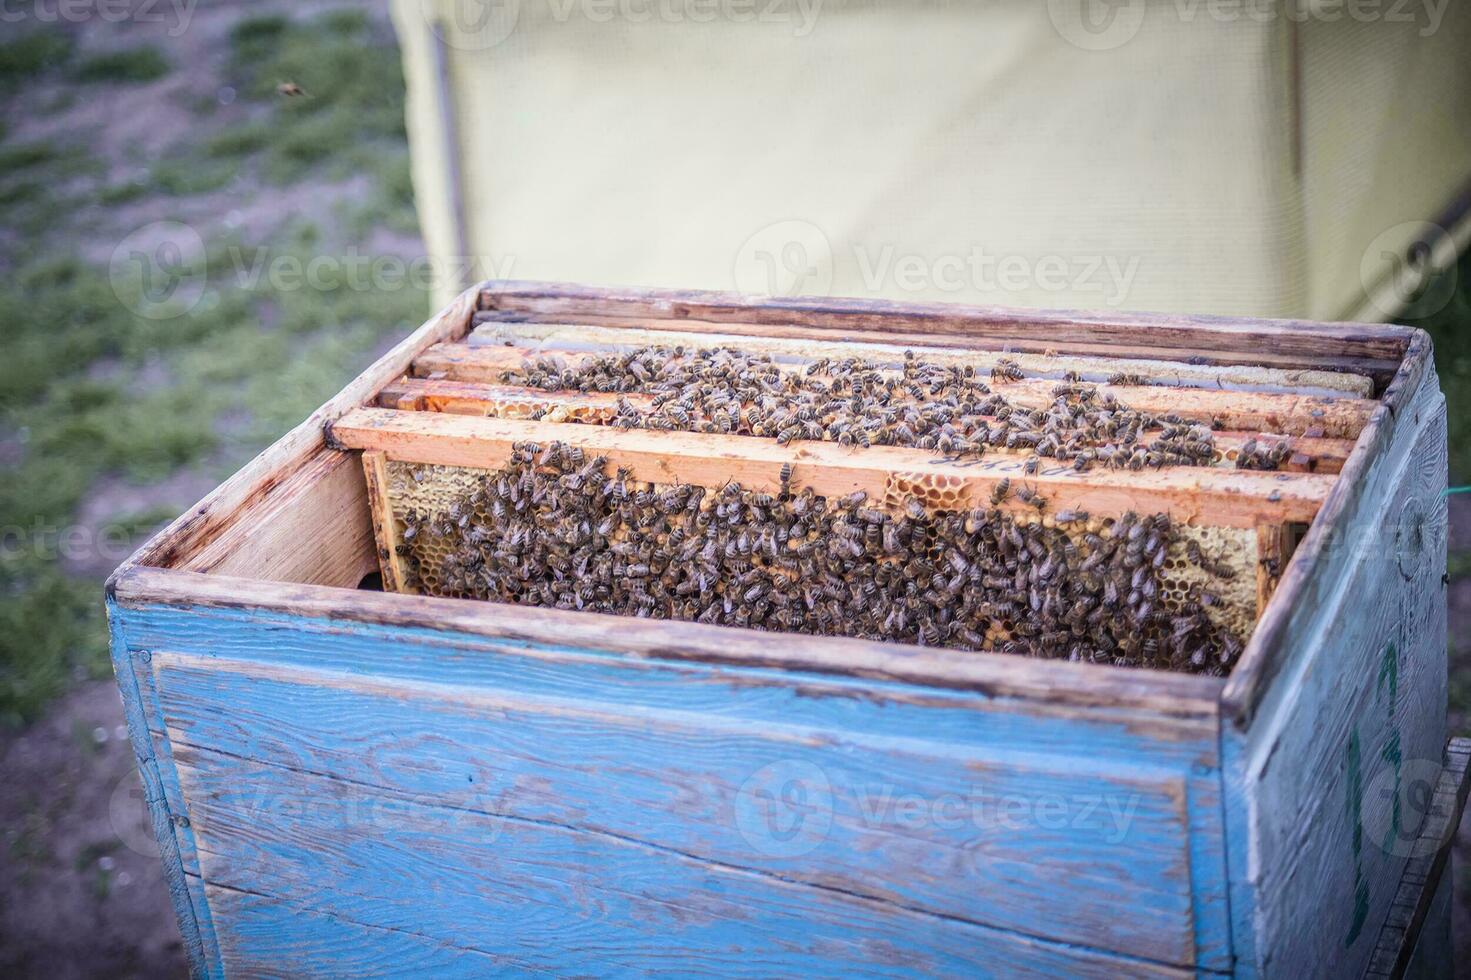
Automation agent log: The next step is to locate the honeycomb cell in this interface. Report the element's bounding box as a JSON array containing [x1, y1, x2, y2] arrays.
[[377, 455, 1251, 674]]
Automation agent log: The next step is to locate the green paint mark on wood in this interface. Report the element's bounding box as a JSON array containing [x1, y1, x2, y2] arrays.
[[1377, 642, 1398, 705], [1344, 728, 1368, 946], [1380, 730, 1403, 851], [1377, 641, 1404, 854]]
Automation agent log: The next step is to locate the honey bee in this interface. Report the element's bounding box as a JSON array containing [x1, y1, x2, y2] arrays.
[[990, 358, 1024, 383], [1014, 483, 1046, 511]]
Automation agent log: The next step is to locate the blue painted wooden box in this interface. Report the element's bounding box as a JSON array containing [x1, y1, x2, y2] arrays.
[[107, 283, 1451, 976]]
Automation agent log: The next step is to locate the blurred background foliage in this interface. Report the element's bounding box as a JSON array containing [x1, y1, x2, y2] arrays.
[[0, 8, 426, 725]]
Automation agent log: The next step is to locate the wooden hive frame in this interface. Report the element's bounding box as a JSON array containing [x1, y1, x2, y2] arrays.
[[110, 278, 1428, 697], [105, 282, 1448, 976], [327, 298, 1380, 657]]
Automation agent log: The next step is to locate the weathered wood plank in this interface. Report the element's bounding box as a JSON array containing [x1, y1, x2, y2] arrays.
[[108, 283, 478, 579], [378, 376, 1357, 474], [103, 603, 224, 977], [1226, 332, 1437, 726], [413, 343, 1378, 439], [113, 594, 1222, 754], [205, 885, 515, 977], [195, 780, 1201, 978], [1364, 737, 1470, 979], [1254, 523, 1287, 622], [381, 377, 633, 422], [480, 308, 1405, 385], [359, 451, 411, 593], [151, 650, 1219, 964], [110, 571, 1226, 719], [468, 318, 1377, 397], [1220, 373, 1448, 975], [181, 449, 376, 588], [327, 407, 1335, 528], [477, 281, 1411, 370]]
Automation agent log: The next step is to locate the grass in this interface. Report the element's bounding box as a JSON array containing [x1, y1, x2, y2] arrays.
[[0, 9, 428, 727], [150, 157, 238, 196], [1397, 249, 1471, 725], [0, 229, 426, 725], [221, 11, 408, 188], [70, 46, 170, 84], [1396, 246, 1471, 483], [0, 140, 62, 170], [0, 30, 73, 86], [136, 11, 415, 223]]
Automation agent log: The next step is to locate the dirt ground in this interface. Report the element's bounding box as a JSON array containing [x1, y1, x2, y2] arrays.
[[0, 681, 186, 978]]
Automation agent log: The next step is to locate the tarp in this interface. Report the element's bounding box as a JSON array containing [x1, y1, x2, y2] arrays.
[[392, 0, 1471, 320]]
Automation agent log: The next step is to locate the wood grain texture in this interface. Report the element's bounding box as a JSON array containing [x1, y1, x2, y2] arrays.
[[205, 885, 513, 978], [328, 407, 1336, 528], [1254, 524, 1287, 622], [360, 451, 410, 593], [467, 317, 1378, 397], [1226, 332, 1437, 726], [99, 282, 1444, 974], [106, 594, 1233, 969], [150, 650, 1219, 964], [414, 342, 1377, 439], [110, 569, 1226, 719], [1221, 374, 1448, 975], [181, 449, 376, 588], [104, 603, 224, 978], [479, 309, 1405, 384], [379, 376, 1357, 474], [107, 283, 478, 580], [198, 813, 1199, 979], [477, 281, 1411, 375], [1364, 737, 1470, 979]]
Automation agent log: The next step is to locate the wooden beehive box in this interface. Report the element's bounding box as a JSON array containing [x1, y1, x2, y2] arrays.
[[107, 283, 1455, 976]]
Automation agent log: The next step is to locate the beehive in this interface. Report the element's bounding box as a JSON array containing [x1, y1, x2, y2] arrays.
[[106, 283, 1455, 976], [342, 321, 1366, 674]]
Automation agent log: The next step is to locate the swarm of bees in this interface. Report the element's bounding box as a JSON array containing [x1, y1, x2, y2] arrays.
[[395, 441, 1245, 675], [1234, 437, 1292, 471], [498, 346, 1279, 476]]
